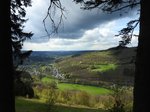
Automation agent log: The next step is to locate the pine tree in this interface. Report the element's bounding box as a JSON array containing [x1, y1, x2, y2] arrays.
[[11, 0, 33, 65]]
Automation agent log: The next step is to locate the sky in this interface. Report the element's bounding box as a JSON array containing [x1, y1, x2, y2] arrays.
[[23, 0, 139, 51]]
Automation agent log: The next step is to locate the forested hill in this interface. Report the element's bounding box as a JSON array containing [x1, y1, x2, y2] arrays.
[[54, 46, 137, 86], [24, 46, 136, 86]]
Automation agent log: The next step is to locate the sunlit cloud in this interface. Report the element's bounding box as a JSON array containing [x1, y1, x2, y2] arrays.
[[23, 0, 139, 51]]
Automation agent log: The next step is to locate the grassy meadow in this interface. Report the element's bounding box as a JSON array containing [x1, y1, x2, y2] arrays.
[[57, 83, 111, 95], [41, 76, 111, 95], [16, 97, 107, 112]]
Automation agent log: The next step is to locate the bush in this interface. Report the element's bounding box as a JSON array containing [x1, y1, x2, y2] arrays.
[[75, 91, 91, 106], [45, 87, 57, 112], [108, 85, 133, 112], [14, 70, 34, 98]]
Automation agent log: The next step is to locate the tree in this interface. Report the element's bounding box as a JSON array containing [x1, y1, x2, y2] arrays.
[[14, 70, 34, 98], [45, 0, 150, 112], [75, 1, 150, 112], [0, 0, 32, 112], [11, 0, 33, 66], [0, 0, 15, 111]]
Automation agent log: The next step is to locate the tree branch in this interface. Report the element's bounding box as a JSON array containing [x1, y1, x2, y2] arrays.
[[43, 0, 66, 37]]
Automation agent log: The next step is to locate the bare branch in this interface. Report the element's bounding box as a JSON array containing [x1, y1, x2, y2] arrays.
[[43, 0, 66, 37]]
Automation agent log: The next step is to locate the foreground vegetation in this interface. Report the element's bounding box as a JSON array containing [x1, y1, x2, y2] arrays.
[[16, 83, 133, 112], [16, 97, 106, 112]]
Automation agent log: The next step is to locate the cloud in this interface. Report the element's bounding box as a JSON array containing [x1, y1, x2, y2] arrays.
[[24, 0, 138, 42], [23, 19, 138, 51], [23, 0, 139, 50]]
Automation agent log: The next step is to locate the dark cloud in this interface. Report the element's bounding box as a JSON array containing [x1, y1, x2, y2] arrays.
[[45, 0, 138, 39], [25, 0, 138, 43]]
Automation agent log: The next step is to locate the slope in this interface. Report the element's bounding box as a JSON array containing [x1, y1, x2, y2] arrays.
[[55, 47, 136, 86]]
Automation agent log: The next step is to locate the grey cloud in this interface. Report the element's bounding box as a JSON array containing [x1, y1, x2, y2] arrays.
[[25, 0, 138, 43], [47, 1, 137, 39]]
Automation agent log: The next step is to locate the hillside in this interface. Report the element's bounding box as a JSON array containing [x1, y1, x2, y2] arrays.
[[16, 47, 135, 111], [54, 47, 137, 86], [24, 51, 96, 64]]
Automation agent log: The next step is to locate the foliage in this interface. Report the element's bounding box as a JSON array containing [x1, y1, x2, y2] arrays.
[[117, 19, 139, 47], [74, 0, 140, 47], [11, 0, 33, 70], [45, 85, 57, 112], [74, 91, 91, 106], [16, 97, 103, 112], [107, 85, 133, 112], [11, 0, 33, 57], [14, 70, 34, 98], [11, 0, 34, 99], [55, 47, 135, 86], [31, 73, 133, 111], [44, 0, 140, 47], [33, 81, 57, 111]]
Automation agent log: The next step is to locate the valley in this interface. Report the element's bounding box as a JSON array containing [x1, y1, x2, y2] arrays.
[[16, 46, 136, 112]]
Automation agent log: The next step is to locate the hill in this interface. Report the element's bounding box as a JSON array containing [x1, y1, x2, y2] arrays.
[[24, 50, 96, 64], [54, 47, 137, 86]]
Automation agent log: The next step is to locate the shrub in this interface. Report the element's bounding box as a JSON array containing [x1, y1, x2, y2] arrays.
[[74, 91, 91, 106], [108, 85, 133, 112], [45, 87, 57, 112], [14, 70, 34, 98]]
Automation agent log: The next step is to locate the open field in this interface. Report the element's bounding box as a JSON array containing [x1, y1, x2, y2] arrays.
[[41, 76, 111, 95], [16, 97, 107, 112], [57, 83, 111, 95]]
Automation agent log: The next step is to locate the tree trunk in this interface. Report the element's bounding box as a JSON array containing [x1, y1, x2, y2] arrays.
[[133, 0, 150, 112], [0, 0, 15, 112]]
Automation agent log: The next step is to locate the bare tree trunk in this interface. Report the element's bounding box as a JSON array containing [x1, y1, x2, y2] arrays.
[[0, 0, 15, 112], [133, 0, 150, 112]]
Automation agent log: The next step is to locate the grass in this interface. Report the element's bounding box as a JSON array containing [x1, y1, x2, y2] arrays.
[[15, 97, 47, 112], [54, 105, 107, 112], [91, 64, 118, 72], [40, 76, 111, 95], [16, 97, 107, 112], [41, 76, 58, 84], [58, 83, 111, 95]]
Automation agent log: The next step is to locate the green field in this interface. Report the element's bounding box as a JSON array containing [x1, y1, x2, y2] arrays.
[[58, 83, 111, 95], [41, 76, 58, 84], [41, 77, 111, 95], [16, 97, 47, 112], [91, 64, 117, 72], [16, 97, 107, 112]]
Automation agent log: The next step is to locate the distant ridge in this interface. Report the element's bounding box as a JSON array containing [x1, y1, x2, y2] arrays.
[[25, 50, 98, 64]]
